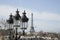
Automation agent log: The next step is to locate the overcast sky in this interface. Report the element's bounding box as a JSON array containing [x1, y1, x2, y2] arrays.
[[0, 0, 60, 33]]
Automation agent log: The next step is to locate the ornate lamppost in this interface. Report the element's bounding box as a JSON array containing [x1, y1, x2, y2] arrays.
[[6, 9, 29, 40], [13, 9, 21, 40], [7, 13, 14, 40], [21, 10, 29, 36]]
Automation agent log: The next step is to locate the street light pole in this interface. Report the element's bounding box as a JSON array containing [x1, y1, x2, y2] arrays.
[[15, 28, 18, 40], [7, 13, 14, 40], [13, 9, 21, 40], [21, 10, 29, 36], [6, 9, 29, 40]]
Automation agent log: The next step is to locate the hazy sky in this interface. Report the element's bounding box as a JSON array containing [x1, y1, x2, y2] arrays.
[[0, 0, 60, 33]]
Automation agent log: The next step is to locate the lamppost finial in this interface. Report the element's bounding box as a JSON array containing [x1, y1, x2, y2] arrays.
[[15, 9, 21, 20], [23, 10, 26, 14], [16, 9, 19, 14]]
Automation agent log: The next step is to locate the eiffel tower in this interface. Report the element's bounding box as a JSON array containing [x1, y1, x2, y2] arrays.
[[30, 13, 35, 35]]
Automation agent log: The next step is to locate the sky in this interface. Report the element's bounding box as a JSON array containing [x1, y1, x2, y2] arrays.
[[0, 0, 60, 33]]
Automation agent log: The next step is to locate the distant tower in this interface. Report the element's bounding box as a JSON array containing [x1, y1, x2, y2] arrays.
[[30, 13, 35, 35]]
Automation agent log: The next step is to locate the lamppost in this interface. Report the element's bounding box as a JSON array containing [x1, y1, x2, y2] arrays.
[[21, 10, 29, 36], [7, 13, 14, 40], [6, 9, 29, 40], [13, 9, 21, 40]]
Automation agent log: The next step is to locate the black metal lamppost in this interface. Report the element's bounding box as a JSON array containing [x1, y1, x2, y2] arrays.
[[7, 9, 29, 40], [21, 11, 29, 36], [7, 13, 14, 40], [13, 9, 21, 40]]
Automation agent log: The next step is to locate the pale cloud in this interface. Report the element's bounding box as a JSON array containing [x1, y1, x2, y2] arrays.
[[33, 12, 60, 21], [0, 5, 60, 32], [1, 5, 60, 21]]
